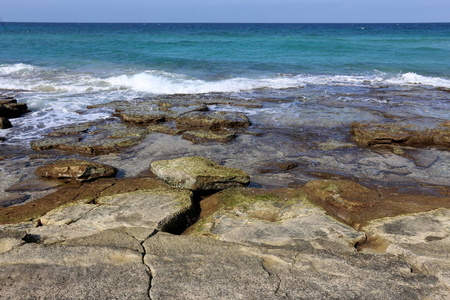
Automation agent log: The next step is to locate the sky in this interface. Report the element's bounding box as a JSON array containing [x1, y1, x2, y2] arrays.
[[1, 0, 449, 23]]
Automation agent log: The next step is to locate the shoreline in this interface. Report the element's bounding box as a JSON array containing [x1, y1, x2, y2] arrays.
[[1, 84, 450, 298]]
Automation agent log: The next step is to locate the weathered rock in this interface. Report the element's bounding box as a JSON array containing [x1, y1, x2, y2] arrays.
[[362, 209, 450, 290], [31, 121, 148, 155], [147, 124, 185, 135], [34, 159, 118, 181], [351, 122, 450, 149], [5, 178, 65, 192], [144, 233, 448, 300], [47, 122, 96, 137], [182, 129, 236, 143], [110, 100, 208, 124], [257, 160, 299, 174], [150, 156, 250, 190], [0, 98, 17, 104], [186, 187, 365, 251], [0, 178, 166, 224], [31, 136, 82, 151], [0, 102, 29, 118], [303, 179, 450, 229], [0, 244, 150, 300], [0, 193, 29, 207], [26, 185, 194, 244], [0, 117, 12, 129], [176, 111, 250, 130], [116, 108, 166, 124]]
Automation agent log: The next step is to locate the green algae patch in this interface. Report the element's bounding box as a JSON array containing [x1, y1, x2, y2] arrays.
[[184, 187, 316, 236], [151, 156, 250, 191]]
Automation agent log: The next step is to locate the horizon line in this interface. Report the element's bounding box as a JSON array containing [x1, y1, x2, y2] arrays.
[[1, 21, 449, 24]]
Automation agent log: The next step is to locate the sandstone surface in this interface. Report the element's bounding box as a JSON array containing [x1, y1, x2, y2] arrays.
[[34, 159, 118, 181], [150, 156, 250, 190]]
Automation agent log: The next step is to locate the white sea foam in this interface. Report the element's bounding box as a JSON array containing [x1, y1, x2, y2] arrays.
[[386, 72, 450, 88], [1, 63, 449, 144], [1, 63, 449, 95]]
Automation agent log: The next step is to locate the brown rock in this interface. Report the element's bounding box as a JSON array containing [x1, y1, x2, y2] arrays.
[[303, 179, 450, 229], [0, 103, 29, 118], [350, 122, 450, 149], [0, 194, 29, 207], [0, 117, 12, 129], [182, 130, 235, 143], [34, 159, 118, 181], [0, 177, 167, 224], [5, 179, 65, 192], [176, 111, 250, 130], [116, 109, 166, 124]]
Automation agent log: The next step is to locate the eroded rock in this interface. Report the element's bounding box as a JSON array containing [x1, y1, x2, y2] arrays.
[[351, 122, 450, 149], [362, 209, 450, 290], [176, 111, 250, 130], [182, 130, 236, 143], [31, 121, 148, 155], [34, 159, 118, 181], [150, 156, 250, 190], [186, 187, 365, 251], [0, 117, 12, 129]]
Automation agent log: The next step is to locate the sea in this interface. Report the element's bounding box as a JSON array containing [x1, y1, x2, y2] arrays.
[[0, 23, 449, 144]]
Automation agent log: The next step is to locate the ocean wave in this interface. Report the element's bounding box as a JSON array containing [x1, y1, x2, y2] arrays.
[[1, 63, 449, 95]]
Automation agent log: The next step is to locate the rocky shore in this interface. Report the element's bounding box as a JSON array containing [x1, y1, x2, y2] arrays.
[[0, 88, 449, 299]]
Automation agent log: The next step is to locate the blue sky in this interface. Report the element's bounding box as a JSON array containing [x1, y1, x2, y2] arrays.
[[1, 0, 449, 23]]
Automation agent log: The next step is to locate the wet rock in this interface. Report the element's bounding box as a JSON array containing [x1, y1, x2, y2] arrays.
[[351, 122, 450, 149], [0, 117, 12, 129], [34, 159, 118, 181], [186, 187, 365, 251], [31, 136, 82, 151], [47, 122, 96, 137], [402, 148, 439, 168], [257, 160, 299, 173], [303, 179, 450, 229], [0, 102, 29, 118], [182, 130, 235, 143], [151, 156, 250, 191], [0, 193, 29, 207], [147, 124, 185, 135], [0, 177, 172, 225], [176, 111, 250, 130], [5, 179, 65, 192], [116, 108, 166, 124], [31, 121, 148, 155]]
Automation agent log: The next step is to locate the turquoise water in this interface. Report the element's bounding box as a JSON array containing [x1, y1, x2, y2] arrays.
[[0, 23, 449, 142], [1, 23, 450, 79]]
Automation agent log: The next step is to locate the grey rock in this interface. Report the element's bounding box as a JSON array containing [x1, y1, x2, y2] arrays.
[[144, 233, 448, 300]]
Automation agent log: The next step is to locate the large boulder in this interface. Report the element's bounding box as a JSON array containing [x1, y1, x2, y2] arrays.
[[150, 156, 250, 190], [34, 159, 118, 181]]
